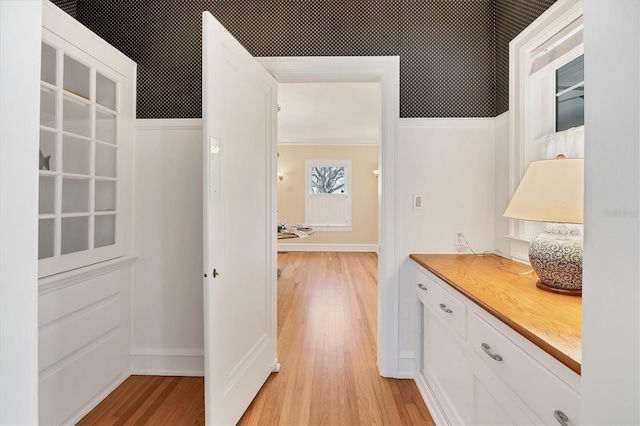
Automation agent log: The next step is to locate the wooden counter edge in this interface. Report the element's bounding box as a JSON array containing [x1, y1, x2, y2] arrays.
[[409, 254, 581, 375]]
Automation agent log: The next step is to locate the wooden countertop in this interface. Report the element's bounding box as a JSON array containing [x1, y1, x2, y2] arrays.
[[410, 254, 582, 375]]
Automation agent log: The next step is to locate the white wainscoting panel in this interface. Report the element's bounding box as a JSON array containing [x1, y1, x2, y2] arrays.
[[493, 111, 511, 257], [398, 117, 497, 378], [133, 119, 205, 376]]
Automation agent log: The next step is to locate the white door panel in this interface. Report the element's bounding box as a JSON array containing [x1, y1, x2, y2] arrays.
[[202, 12, 278, 425]]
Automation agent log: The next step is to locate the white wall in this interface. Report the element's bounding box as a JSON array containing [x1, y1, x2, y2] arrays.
[[397, 118, 496, 375], [0, 1, 41, 423], [132, 120, 205, 375], [493, 112, 511, 256], [581, 1, 640, 424]]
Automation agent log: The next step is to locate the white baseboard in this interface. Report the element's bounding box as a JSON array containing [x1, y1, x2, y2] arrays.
[[415, 372, 449, 426], [277, 243, 378, 253], [130, 348, 204, 376], [397, 351, 415, 379], [64, 372, 129, 425]]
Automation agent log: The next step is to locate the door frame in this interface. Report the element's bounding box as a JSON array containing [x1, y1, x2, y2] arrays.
[[257, 56, 400, 377]]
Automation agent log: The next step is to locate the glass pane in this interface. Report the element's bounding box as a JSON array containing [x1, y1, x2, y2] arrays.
[[61, 216, 89, 255], [96, 73, 116, 110], [95, 143, 117, 178], [62, 135, 91, 175], [62, 178, 89, 213], [95, 181, 116, 212], [41, 42, 56, 85], [63, 54, 90, 100], [40, 130, 56, 171], [38, 218, 55, 259], [310, 166, 346, 194], [39, 176, 56, 215], [63, 96, 91, 137], [95, 215, 116, 248], [556, 55, 584, 91], [40, 86, 56, 128], [556, 55, 584, 131], [96, 110, 116, 144], [556, 90, 585, 132]]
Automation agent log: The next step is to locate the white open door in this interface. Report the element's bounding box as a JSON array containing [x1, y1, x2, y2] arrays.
[[202, 12, 278, 425]]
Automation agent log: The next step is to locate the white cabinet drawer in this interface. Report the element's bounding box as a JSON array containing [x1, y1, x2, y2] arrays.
[[469, 312, 580, 426], [415, 268, 431, 306], [416, 268, 466, 340]]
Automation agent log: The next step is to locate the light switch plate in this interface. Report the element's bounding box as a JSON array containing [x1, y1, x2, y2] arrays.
[[413, 194, 423, 210]]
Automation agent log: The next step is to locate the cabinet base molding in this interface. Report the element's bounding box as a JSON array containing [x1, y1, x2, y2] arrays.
[[414, 372, 450, 426], [397, 351, 416, 378], [64, 373, 129, 425]]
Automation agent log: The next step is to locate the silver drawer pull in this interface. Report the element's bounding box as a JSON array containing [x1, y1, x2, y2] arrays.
[[554, 410, 569, 426], [481, 343, 503, 361], [417, 283, 428, 291], [439, 303, 453, 313]]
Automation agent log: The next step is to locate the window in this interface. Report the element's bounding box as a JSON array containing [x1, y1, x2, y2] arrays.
[[310, 165, 346, 194], [555, 55, 584, 131], [508, 0, 583, 261], [305, 160, 352, 231]]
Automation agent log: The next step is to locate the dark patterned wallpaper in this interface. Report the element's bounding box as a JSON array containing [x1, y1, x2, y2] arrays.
[[50, 0, 77, 18], [495, 0, 557, 115], [52, 0, 555, 119], [401, 1, 494, 118]]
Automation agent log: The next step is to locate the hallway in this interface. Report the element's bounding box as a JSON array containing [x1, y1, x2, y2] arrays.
[[79, 252, 432, 425]]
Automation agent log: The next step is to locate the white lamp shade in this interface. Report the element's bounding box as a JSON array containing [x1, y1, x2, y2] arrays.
[[504, 158, 584, 224]]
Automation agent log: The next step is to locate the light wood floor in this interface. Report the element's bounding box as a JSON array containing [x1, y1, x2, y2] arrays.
[[79, 252, 433, 425]]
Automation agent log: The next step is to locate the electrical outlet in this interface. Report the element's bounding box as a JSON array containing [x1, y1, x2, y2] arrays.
[[454, 230, 466, 247]]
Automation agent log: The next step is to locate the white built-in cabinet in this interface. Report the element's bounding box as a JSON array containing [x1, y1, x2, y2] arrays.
[[39, 1, 134, 278], [38, 2, 136, 424], [414, 264, 580, 426]]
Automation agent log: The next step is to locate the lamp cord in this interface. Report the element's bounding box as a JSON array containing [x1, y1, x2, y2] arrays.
[[458, 234, 534, 276]]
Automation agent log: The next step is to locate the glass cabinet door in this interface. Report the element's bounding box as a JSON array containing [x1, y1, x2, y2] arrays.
[[38, 41, 120, 266]]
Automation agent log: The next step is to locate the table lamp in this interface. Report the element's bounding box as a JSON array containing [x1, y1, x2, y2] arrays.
[[503, 157, 584, 295]]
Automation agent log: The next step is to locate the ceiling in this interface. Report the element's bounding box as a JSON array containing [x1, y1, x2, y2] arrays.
[[277, 82, 381, 145]]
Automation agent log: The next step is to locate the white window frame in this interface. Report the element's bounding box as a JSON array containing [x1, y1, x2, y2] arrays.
[[304, 159, 352, 231], [508, 0, 583, 262]]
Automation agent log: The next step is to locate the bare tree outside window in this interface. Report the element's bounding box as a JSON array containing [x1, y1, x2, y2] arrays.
[[305, 160, 352, 228], [310, 166, 346, 194]]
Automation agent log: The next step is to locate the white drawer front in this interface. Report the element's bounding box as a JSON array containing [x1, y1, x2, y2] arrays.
[[415, 268, 431, 306], [469, 313, 580, 425], [417, 269, 466, 340]]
